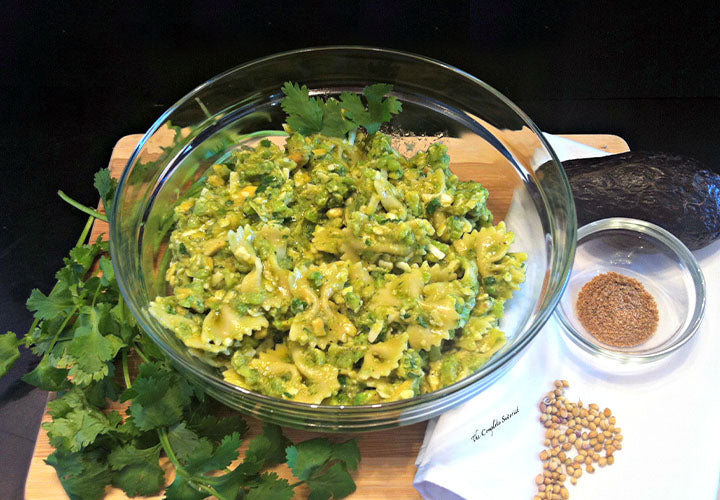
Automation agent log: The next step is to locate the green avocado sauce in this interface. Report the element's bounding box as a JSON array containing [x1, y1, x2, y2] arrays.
[[149, 130, 527, 405]]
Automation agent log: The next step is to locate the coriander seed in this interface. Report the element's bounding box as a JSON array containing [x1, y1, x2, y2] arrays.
[[535, 380, 622, 499]]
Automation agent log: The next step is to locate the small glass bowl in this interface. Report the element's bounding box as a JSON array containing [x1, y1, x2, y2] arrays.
[[556, 217, 706, 363]]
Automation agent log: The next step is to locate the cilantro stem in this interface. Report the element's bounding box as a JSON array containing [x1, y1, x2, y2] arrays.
[[57, 190, 109, 223], [117, 296, 143, 382], [90, 279, 102, 308], [157, 428, 182, 470], [76, 215, 96, 246], [195, 97, 212, 119], [46, 305, 80, 355], [158, 428, 231, 500], [121, 349, 132, 389], [133, 343, 149, 363], [195, 483, 229, 500], [24, 215, 96, 344], [25, 318, 40, 341]]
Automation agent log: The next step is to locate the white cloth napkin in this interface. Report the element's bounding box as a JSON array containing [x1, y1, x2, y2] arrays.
[[414, 135, 720, 500]]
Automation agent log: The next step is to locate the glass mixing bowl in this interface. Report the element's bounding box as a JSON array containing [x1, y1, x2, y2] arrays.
[[110, 47, 576, 431]]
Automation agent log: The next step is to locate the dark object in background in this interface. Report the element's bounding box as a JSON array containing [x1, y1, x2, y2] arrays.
[[562, 152, 720, 250]]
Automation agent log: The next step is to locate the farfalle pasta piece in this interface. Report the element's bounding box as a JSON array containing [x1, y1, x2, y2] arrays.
[[201, 305, 268, 345], [358, 333, 408, 380]]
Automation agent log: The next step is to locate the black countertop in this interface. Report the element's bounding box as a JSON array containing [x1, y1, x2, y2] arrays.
[[2, 2, 719, 498]]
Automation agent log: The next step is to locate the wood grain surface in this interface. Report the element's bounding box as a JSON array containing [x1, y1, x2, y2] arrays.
[[26, 132, 629, 500]]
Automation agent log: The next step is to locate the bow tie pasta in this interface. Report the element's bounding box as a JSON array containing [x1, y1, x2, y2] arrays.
[[149, 131, 526, 405]]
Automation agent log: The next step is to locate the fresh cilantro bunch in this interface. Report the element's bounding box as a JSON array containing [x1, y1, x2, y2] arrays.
[[281, 82, 402, 137], [0, 82, 403, 499], [1, 164, 360, 499]]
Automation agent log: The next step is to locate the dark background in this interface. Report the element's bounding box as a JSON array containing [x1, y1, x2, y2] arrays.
[[1, 1, 719, 498]]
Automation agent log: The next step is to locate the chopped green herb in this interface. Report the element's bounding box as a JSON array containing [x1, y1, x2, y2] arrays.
[[290, 298, 308, 315], [309, 271, 324, 288], [426, 197, 441, 215]]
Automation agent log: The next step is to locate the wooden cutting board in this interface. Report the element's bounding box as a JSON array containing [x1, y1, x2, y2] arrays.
[[25, 133, 630, 500]]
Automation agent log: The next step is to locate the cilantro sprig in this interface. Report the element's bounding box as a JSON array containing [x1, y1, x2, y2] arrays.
[[281, 82, 402, 137]]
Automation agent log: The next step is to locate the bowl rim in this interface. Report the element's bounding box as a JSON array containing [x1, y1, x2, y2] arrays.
[[110, 45, 577, 414], [555, 217, 707, 363]]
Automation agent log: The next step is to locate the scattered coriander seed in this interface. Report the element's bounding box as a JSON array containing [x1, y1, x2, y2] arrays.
[[535, 380, 622, 499]]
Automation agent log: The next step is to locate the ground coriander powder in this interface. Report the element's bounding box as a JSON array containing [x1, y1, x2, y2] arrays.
[[576, 272, 659, 347]]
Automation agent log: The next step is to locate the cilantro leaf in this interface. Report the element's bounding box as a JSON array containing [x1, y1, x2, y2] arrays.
[[286, 437, 333, 481], [285, 437, 359, 500], [110, 300, 140, 344], [26, 288, 75, 321], [98, 255, 115, 286], [331, 439, 361, 471], [83, 373, 121, 408], [0, 332, 21, 377], [22, 356, 70, 391], [121, 362, 194, 430], [69, 243, 103, 273], [281, 82, 324, 136], [46, 449, 113, 500], [186, 413, 248, 444], [286, 437, 360, 486], [56, 325, 124, 386], [46, 387, 88, 418], [135, 328, 166, 361], [26, 316, 64, 356], [246, 422, 292, 468], [338, 91, 370, 129], [108, 444, 165, 497], [164, 475, 206, 500], [112, 461, 166, 497], [108, 443, 162, 470], [307, 462, 357, 500], [94, 168, 118, 210], [209, 422, 292, 499], [321, 98, 356, 138], [167, 422, 214, 464], [44, 400, 121, 453], [185, 431, 242, 474], [246, 472, 294, 500], [362, 83, 402, 134]]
